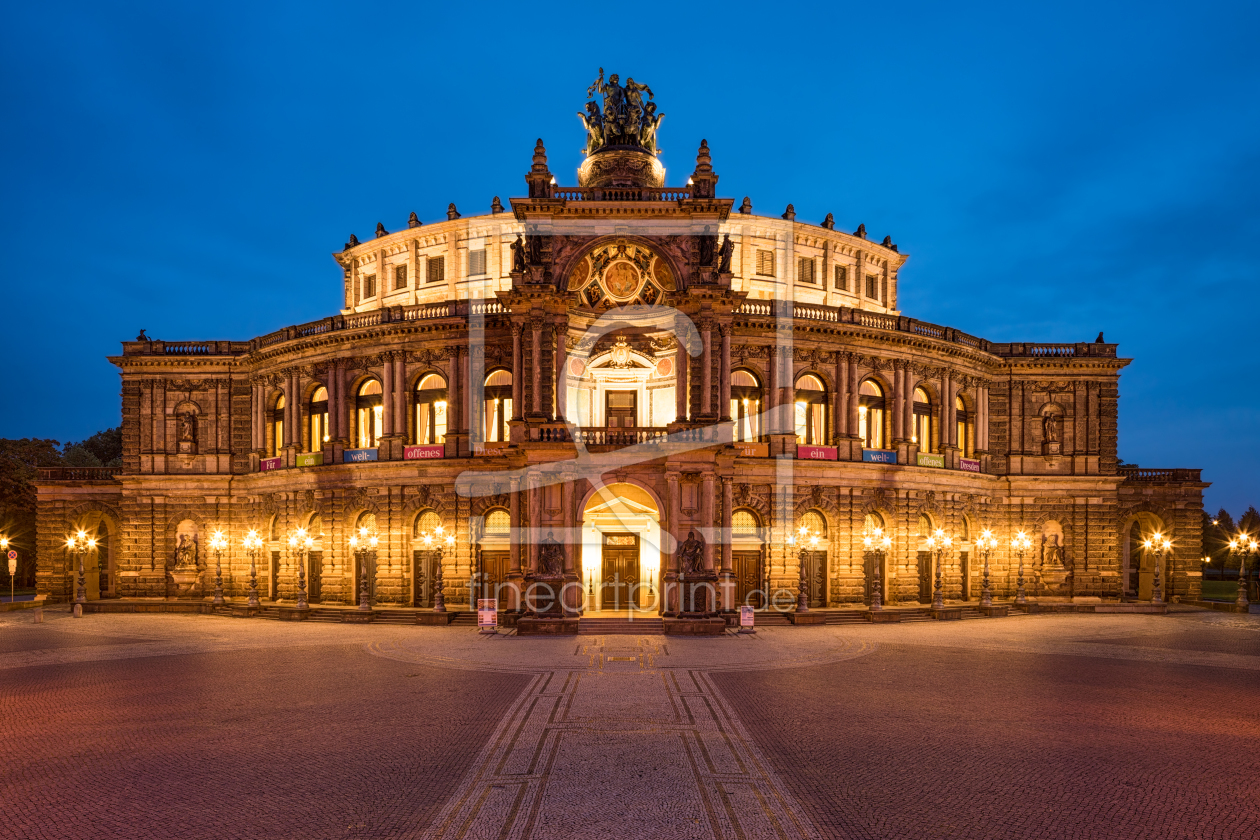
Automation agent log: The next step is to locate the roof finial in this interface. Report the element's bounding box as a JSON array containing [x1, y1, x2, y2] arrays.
[[408, 212, 421, 228], [491, 196, 505, 214], [782, 204, 796, 221], [854, 223, 867, 239], [738, 196, 752, 214], [821, 213, 835, 230], [375, 222, 388, 238], [447, 203, 461, 220]]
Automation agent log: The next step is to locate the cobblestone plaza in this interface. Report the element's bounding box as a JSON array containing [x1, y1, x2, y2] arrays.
[[3, 609, 1258, 839]]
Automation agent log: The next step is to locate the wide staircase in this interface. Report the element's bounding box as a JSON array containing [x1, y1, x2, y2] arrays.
[[578, 614, 664, 635]]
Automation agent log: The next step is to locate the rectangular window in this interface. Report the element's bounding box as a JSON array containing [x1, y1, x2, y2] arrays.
[[394, 264, 407, 290], [796, 257, 816, 284], [866, 274, 879, 300], [427, 256, 445, 284], [755, 249, 775, 277], [363, 274, 377, 299], [834, 265, 848, 291], [468, 248, 487, 276]]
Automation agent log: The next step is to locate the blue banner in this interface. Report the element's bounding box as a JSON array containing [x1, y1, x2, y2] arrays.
[[862, 449, 898, 464], [343, 448, 379, 463]]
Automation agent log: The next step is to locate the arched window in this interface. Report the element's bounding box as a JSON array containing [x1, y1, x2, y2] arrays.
[[415, 374, 448, 445], [956, 394, 974, 458], [484, 369, 513, 443], [267, 514, 279, 542], [959, 516, 971, 543], [732, 509, 761, 538], [794, 374, 828, 446], [309, 387, 329, 452], [864, 512, 885, 533], [484, 509, 510, 536], [912, 387, 933, 452], [355, 511, 377, 534], [270, 394, 285, 458], [730, 370, 763, 442], [356, 380, 383, 449], [799, 510, 827, 538], [858, 380, 886, 450], [309, 514, 324, 537], [915, 512, 933, 540], [414, 510, 441, 538]]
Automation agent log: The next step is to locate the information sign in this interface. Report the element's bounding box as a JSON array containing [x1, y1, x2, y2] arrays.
[[296, 452, 323, 467], [916, 452, 945, 468], [733, 442, 769, 458], [477, 598, 497, 633], [739, 605, 754, 628]]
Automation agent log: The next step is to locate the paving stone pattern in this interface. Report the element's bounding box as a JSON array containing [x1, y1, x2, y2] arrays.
[[2, 610, 1259, 839]]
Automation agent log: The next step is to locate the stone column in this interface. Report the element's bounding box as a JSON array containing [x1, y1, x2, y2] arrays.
[[527, 474, 541, 573], [947, 375, 958, 447], [511, 324, 523, 420], [721, 478, 733, 573], [333, 361, 347, 443], [382, 354, 395, 438], [700, 319, 713, 416], [252, 381, 263, 451], [665, 473, 681, 616], [782, 350, 796, 438], [702, 475, 715, 571], [675, 347, 689, 423], [448, 346, 461, 433], [766, 346, 778, 432], [531, 319, 542, 416], [394, 353, 407, 439], [903, 367, 915, 444], [847, 358, 859, 442], [892, 362, 905, 442], [834, 354, 847, 439], [286, 372, 298, 447], [940, 369, 951, 449], [555, 320, 567, 422], [509, 477, 522, 573], [719, 326, 731, 422]]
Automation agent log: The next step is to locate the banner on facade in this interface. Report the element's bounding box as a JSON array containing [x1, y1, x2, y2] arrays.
[[862, 449, 898, 464], [960, 458, 981, 473], [797, 445, 838, 461], [404, 444, 444, 460], [473, 441, 509, 456], [477, 598, 497, 632], [296, 452, 323, 467], [344, 448, 379, 463], [259, 457, 282, 472], [733, 442, 769, 458], [916, 452, 944, 468]]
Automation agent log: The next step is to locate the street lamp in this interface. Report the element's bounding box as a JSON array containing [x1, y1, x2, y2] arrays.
[[209, 530, 228, 606], [862, 527, 892, 611], [1228, 535, 1256, 609], [974, 529, 998, 608], [924, 528, 952, 610], [348, 527, 379, 612], [787, 522, 821, 613], [287, 527, 314, 609], [1141, 532, 1171, 606], [242, 529, 264, 608], [1011, 530, 1032, 605], [66, 530, 97, 609], [1, 535, 12, 605], [418, 522, 456, 613]]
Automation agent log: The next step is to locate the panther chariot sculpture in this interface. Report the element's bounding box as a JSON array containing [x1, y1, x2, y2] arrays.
[[576, 68, 667, 189]]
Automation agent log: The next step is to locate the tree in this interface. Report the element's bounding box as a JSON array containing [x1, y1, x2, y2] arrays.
[[0, 438, 63, 588], [64, 427, 121, 467]]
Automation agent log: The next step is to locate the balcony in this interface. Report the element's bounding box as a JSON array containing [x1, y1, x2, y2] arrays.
[[37, 467, 123, 481]]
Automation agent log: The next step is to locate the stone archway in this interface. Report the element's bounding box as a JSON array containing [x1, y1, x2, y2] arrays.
[[1121, 511, 1167, 599], [580, 482, 662, 613]]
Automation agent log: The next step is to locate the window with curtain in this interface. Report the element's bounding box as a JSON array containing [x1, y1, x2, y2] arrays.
[[270, 394, 285, 457], [308, 387, 329, 452], [355, 380, 383, 449], [414, 374, 448, 445], [794, 373, 827, 445], [956, 395, 974, 458], [483, 369, 513, 442], [730, 369, 763, 442], [858, 379, 885, 449], [912, 386, 933, 451]]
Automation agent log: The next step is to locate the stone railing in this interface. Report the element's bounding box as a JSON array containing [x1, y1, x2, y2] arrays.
[[550, 186, 692, 202], [37, 467, 123, 481], [1118, 466, 1203, 483], [575, 427, 669, 446], [121, 340, 253, 356]]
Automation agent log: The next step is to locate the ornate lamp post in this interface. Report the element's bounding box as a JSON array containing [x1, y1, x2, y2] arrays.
[[974, 529, 997, 608], [1141, 532, 1171, 605], [924, 528, 952, 610], [787, 523, 821, 612], [209, 530, 228, 606], [1228, 536, 1256, 609], [242, 529, 263, 608], [418, 522, 456, 613], [862, 527, 892, 611], [287, 527, 313, 609], [348, 527, 379, 612], [1008, 531, 1028, 604], [66, 530, 97, 610], [1, 535, 12, 605]]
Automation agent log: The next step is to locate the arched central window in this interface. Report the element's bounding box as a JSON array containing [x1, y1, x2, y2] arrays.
[[415, 374, 448, 445], [956, 395, 974, 458], [858, 380, 885, 450], [309, 387, 329, 452], [732, 509, 761, 538], [484, 369, 513, 443], [270, 394, 285, 457], [484, 509, 510, 536], [863, 511, 885, 534], [730, 369, 762, 442], [356, 380, 383, 449], [912, 387, 933, 452], [794, 374, 828, 446]]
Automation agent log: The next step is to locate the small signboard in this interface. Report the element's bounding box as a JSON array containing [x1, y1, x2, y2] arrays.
[[7, 550, 16, 576], [296, 452, 323, 468], [862, 449, 898, 464], [916, 452, 945, 468], [404, 444, 444, 460], [739, 605, 754, 628], [960, 458, 981, 473], [473, 441, 510, 456], [477, 598, 497, 632], [733, 442, 769, 458], [259, 457, 282, 472], [344, 448, 379, 463], [797, 445, 838, 461]]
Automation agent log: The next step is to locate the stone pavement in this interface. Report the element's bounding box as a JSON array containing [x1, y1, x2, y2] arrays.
[[1, 609, 1258, 839]]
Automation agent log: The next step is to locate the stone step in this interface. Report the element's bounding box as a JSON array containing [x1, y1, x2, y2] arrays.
[[578, 618, 664, 635]]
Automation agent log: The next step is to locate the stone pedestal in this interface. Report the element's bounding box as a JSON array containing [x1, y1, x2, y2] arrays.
[[416, 611, 455, 625], [341, 611, 375, 623], [789, 611, 827, 625], [277, 606, 310, 621], [678, 572, 719, 617], [230, 604, 260, 618], [930, 607, 963, 620], [169, 568, 202, 600], [517, 616, 580, 635]]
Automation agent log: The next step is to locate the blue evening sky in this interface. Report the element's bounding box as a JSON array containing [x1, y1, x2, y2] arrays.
[[1, 0, 1256, 514]]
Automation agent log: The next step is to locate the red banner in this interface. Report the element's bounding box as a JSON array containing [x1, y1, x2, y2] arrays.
[[259, 457, 282, 472], [404, 445, 444, 460], [796, 445, 838, 461]]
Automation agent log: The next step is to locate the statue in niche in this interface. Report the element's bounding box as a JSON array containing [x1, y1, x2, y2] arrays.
[[537, 531, 565, 577], [510, 235, 527, 273], [1043, 413, 1060, 443], [1043, 533, 1063, 568], [697, 226, 717, 268], [178, 412, 196, 444], [716, 234, 733, 274], [677, 530, 706, 575], [174, 533, 199, 569]]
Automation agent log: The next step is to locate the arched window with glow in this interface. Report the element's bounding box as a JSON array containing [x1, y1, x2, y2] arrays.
[[800, 510, 827, 537], [794, 373, 828, 446], [308, 387, 329, 452], [730, 369, 762, 442], [484, 509, 510, 537], [915, 512, 933, 542], [732, 509, 761, 538], [414, 510, 441, 538], [355, 380, 383, 449], [270, 394, 285, 458], [864, 511, 885, 533], [912, 387, 933, 451], [955, 395, 974, 458], [483, 369, 513, 443], [414, 373, 448, 445], [858, 379, 886, 449]]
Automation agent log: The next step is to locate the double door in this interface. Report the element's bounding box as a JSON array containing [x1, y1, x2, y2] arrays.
[[732, 550, 763, 609], [411, 550, 435, 608], [800, 549, 826, 609], [478, 550, 511, 608], [601, 534, 640, 609], [605, 391, 637, 427]]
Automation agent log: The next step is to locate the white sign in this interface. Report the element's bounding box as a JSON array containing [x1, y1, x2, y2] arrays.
[[477, 598, 497, 630], [739, 605, 754, 628]]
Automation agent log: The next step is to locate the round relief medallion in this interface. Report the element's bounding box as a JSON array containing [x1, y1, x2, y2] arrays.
[[656, 357, 673, 377], [567, 256, 590, 290], [569, 357, 586, 377], [653, 259, 675, 291], [603, 261, 640, 299]]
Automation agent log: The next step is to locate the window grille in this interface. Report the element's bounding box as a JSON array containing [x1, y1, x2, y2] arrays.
[[427, 256, 445, 284], [755, 249, 775, 277], [468, 248, 486, 276], [797, 257, 816, 284]]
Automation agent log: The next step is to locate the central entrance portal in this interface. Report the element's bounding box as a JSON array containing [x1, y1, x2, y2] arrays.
[[601, 534, 641, 609]]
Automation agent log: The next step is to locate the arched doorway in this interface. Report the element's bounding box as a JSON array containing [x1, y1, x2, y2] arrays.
[[70, 513, 117, 600], [862, 511, 888, 606], [475, 508, 513, 608], [1123, 513, 1165, 599], [580, 482, 662, 612], [797, 510, 827, 608], [731, 509, 764, 608]]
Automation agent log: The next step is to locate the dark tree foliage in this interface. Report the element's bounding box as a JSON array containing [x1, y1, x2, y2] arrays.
[[0, 438, 63, 588]]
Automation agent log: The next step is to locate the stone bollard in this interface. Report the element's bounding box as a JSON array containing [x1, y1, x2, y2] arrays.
[[72, 604, 83, 618], [33, 607, 43, 623]]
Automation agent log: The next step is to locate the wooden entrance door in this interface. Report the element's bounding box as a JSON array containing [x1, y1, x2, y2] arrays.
[[917, 551, 933, 603], [802, 550, 826, 608], [601, 534, 639, 609], [733, 550, 762, 608], [863, 552, 887, 606], [959, 550, 970, 600], [412, 550, 435, 607], [307, 551, 322, 604], [605, 391, 637, 427], [270, 550, 281, 601], [480, 550, 511, 608]]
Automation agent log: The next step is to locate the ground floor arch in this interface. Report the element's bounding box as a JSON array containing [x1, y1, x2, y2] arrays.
[[580, 482, 663, 612], [1122, 512, 1167, 600]]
